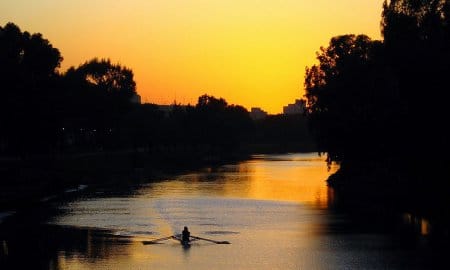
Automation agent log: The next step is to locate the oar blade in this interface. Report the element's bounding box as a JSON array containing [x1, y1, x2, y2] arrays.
[[142, 235, 175, 245], [190, 235, 231, 244]]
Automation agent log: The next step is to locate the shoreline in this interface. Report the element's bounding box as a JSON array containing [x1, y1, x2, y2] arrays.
[[327, 164, 450, 247], [0, 141, 318, 213], [0, 149, 253, 214]]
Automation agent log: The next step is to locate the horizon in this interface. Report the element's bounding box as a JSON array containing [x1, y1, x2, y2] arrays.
[[0, 0, 384, 114]]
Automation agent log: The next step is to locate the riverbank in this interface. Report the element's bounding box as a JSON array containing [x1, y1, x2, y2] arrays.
[[0, 149, 251, 213], [327, 162, 450, 247]]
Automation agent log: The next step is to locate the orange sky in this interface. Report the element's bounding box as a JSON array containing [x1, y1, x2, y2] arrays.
[[0, 0, 384, 114]]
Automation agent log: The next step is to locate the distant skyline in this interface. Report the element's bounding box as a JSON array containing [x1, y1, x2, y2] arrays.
[[0, 0, 384, 114]]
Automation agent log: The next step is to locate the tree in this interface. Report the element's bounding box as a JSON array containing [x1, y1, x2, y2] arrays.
[[189, 94, 251, 150], [380, 0, 450, 180], [304, 34, 400, 165], [0, 22, 62, 83], [0, 22, 63, 154], [62, 58, 137, 129], [65, 58, 136, 108], [119, 103, 164, 149]]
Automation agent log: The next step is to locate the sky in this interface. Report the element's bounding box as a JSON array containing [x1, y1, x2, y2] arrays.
[[0, 0, 384, 114]]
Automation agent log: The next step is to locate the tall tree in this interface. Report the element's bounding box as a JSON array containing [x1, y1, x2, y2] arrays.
[[304, 35, 399, 165], [381, 0, 450, 164], [63, 58, 137, 128], [191, 94, 251, 149], [0, 22, 63, 154]]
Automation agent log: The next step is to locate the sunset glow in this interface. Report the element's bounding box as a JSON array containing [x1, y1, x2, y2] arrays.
[[0, 0, 384, 113]]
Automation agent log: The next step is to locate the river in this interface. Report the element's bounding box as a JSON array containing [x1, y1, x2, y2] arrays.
[[0, 153, 446, 269]]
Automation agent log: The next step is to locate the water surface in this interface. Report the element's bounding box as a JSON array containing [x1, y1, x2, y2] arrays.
[[0, 153, 446, 269]]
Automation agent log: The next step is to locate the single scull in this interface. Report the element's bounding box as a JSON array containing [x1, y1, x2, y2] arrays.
[[142, 234, 230, 246]]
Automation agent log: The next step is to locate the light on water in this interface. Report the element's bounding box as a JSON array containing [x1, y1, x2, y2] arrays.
[[1, 153, 445, 269]]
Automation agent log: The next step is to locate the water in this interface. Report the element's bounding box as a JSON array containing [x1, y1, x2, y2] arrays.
[[0, 153, 446, 269]]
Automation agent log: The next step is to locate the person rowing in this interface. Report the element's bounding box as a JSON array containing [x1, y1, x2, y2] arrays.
[[142, 226, 230, 245], [181, 226, 191, 244]]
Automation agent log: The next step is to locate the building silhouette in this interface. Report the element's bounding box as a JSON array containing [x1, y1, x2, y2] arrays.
[[283, 99, 305, 115]]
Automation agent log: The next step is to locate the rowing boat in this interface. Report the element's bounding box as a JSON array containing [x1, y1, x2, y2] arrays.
[[142, 234, 230, 246]]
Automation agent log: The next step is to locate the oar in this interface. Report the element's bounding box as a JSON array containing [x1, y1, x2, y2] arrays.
[[142, 235, 175, 245], [191, 235, 230, 244]]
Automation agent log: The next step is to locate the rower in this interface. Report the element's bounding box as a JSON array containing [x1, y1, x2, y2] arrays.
[[182, 226, 190, 243]]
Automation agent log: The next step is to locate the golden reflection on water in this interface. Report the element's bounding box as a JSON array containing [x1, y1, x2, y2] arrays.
[[148, 153, 338, 207], [421, 219, 431, 235], [52, 153, 339, 270], [4, 154, 444, 270], [402, 213, 432, 235], [243, 157, 338, 206]]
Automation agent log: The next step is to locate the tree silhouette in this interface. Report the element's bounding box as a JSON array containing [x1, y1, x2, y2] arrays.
[[303, 1, 450, 213], [119, 103, 164, 150], [304, 34, 400, 165], [381, 0, 450, 164], [61, 58, 137, 148], [193, 94, 247, 150], [64, 58, 136, 112], [0, 22, 63, 154]]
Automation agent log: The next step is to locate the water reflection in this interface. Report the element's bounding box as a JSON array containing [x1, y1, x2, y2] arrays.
[[403, 213, 431, 236], [0, 223, 133, 269], [1, 153, 447, 270], [139, 153, 338, 208]]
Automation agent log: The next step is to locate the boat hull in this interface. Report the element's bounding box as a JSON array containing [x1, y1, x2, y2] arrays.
[[172, 235, 191, 247]]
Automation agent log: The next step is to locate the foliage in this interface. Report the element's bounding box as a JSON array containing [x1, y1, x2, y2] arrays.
[[63, 58, 136, 117], [0, 22, 314, 158], [192, 94, 252, 147], [0, 22, 63, 154], [57, 58, 137, 149], [303, 1, 450, 207], [381, 0, 450, 163], [304, 35, 400, 165]]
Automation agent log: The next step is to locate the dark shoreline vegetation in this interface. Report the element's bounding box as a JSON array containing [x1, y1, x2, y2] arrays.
[[304, 0, 450, 242], [2, 0, 450, 246], [1, 132, 314, 208]]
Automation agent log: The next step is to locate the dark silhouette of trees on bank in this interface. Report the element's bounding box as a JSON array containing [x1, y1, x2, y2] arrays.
[[192, 94, 252, 151], [59, 58, 138, 151], [0, 22, 63, 155], [64, 58, 136, 116], [251, 114, 317, 153], [304, 34, 400, 165], [0, 22, 312, 162], [0, 23, 139, 155], [120, 95, 254, 159], [304, 0, 450, 214], [381, 0, 450, 169]]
